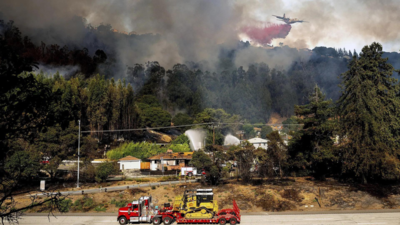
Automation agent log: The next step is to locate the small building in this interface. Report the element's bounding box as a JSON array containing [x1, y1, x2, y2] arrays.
[[118, 155, 141, 170], [91, 158, 113, 165], [148, 151, 193, 171], [247, 137, 269, 150]]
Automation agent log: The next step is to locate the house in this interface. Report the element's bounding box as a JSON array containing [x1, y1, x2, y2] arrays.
[[118, 155, 141, 170], [247, 137, 269, 150], [147, 150, 193, 171]]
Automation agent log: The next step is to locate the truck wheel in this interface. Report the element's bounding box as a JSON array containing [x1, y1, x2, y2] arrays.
[[163, 216, 173, 225], [229, 218, 237, 225], [118, 216, 127, 225], [153, 217, 161, 225], [219, 218, 227, 225]]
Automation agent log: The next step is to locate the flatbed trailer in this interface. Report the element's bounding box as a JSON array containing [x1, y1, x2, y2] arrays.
[[176, 216, 239, 224], [162, 200, 241, 225]]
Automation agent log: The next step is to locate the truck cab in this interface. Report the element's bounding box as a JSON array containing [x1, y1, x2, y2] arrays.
[[117, 196, 156, 224]]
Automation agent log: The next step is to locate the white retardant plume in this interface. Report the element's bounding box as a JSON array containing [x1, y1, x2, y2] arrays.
[[224, 134, 240, 146], [184, 129, 207, 151]]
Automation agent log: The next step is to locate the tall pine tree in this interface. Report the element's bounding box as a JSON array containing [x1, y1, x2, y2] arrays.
[[337, 42, 400, 183], [289, 85, 337, 179]]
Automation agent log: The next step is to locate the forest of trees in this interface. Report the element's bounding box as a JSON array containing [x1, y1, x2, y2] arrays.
[[195, 43, 400, 186], [6, 19, 400, 123]]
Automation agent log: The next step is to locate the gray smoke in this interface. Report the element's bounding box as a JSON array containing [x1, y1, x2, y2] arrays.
[[1, 0, 399, 74]]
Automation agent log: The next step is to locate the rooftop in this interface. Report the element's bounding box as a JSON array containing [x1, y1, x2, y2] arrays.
[[148, 152, 193, 160], [247, 137, 269, 143], [119, 155, 140, 161], [92, 158, 112, 162]]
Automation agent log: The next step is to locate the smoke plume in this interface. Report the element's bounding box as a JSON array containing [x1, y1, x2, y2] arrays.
[[34, 65, 81, 79], [0, 0, 399, 75], [241, 24, 292, 45]]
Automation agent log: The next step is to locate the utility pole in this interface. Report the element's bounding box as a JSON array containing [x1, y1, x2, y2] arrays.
[[77, 120, 81, 188], [212, 123, 215, 145]]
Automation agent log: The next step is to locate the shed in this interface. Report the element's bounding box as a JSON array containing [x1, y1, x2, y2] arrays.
[[118, 155, 141, 170]]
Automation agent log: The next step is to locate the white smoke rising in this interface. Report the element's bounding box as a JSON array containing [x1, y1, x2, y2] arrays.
[[35, 65, 80, 78]]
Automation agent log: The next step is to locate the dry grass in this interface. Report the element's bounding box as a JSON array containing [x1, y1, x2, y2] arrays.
[[13, 177, 400, 213], [281, 189, 304, 202]]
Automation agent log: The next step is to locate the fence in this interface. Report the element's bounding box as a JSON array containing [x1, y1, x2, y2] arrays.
[[141, 162, 150, 170]]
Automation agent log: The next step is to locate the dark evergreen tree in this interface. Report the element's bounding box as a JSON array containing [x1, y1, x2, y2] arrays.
[[353, 49, 358, 58], [337, 42, 400, 183], [343, 48, 348, 56], [289, 85, 337, 179], [338, 48, 344, 58]]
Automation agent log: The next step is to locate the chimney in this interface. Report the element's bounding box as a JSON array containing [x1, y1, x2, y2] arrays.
[[167, 149, 173, 154]]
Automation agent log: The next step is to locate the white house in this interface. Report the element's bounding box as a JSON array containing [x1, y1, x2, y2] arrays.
[[118, 155, 141, 170], [247, 137, 269, 150]]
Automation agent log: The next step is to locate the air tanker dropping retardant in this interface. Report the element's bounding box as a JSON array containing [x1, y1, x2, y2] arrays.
[[272, 13, 307, 24]]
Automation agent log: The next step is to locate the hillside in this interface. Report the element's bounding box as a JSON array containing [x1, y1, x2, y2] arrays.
[[14, 178, 400, 214]]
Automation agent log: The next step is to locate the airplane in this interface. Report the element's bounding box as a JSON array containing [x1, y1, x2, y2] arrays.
[[272, 14, 307, 24]]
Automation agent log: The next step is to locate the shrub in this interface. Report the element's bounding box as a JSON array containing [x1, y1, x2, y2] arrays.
[[110, 198, 116, 204], [72, 197, 96, 212], [94, 204, 107, 212], [59, 199, 72, 212], [134, 178, 150, 183], [221, 165, 231, 178], [151, 186, 156, 190], [82, 198, 95, 211], [83, 164, 96, 182], [281, 189, 303, 202], [106, 142, 167, 160], [95, 162, 118, 182], [115, 200, 128, 208], [160, 176, 179, 182], [73, 199, 83, 211]]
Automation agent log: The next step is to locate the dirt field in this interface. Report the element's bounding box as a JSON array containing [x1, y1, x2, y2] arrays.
[[13, 177, 400, 214]]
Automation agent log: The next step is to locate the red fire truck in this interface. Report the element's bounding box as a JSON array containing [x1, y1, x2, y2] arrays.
[[118, 195, 240, 225], [117, 196, 156, 224]]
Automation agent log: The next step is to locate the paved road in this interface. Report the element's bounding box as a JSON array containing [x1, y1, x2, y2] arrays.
[[12, 213, 400, 225]]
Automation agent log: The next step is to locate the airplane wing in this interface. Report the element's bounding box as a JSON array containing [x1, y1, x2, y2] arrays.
[[289, 20, 308, 24]]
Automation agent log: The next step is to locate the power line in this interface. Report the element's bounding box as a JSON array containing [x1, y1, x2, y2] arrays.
[[81, 122, 304, 133], [81, 122, 214, 133]]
